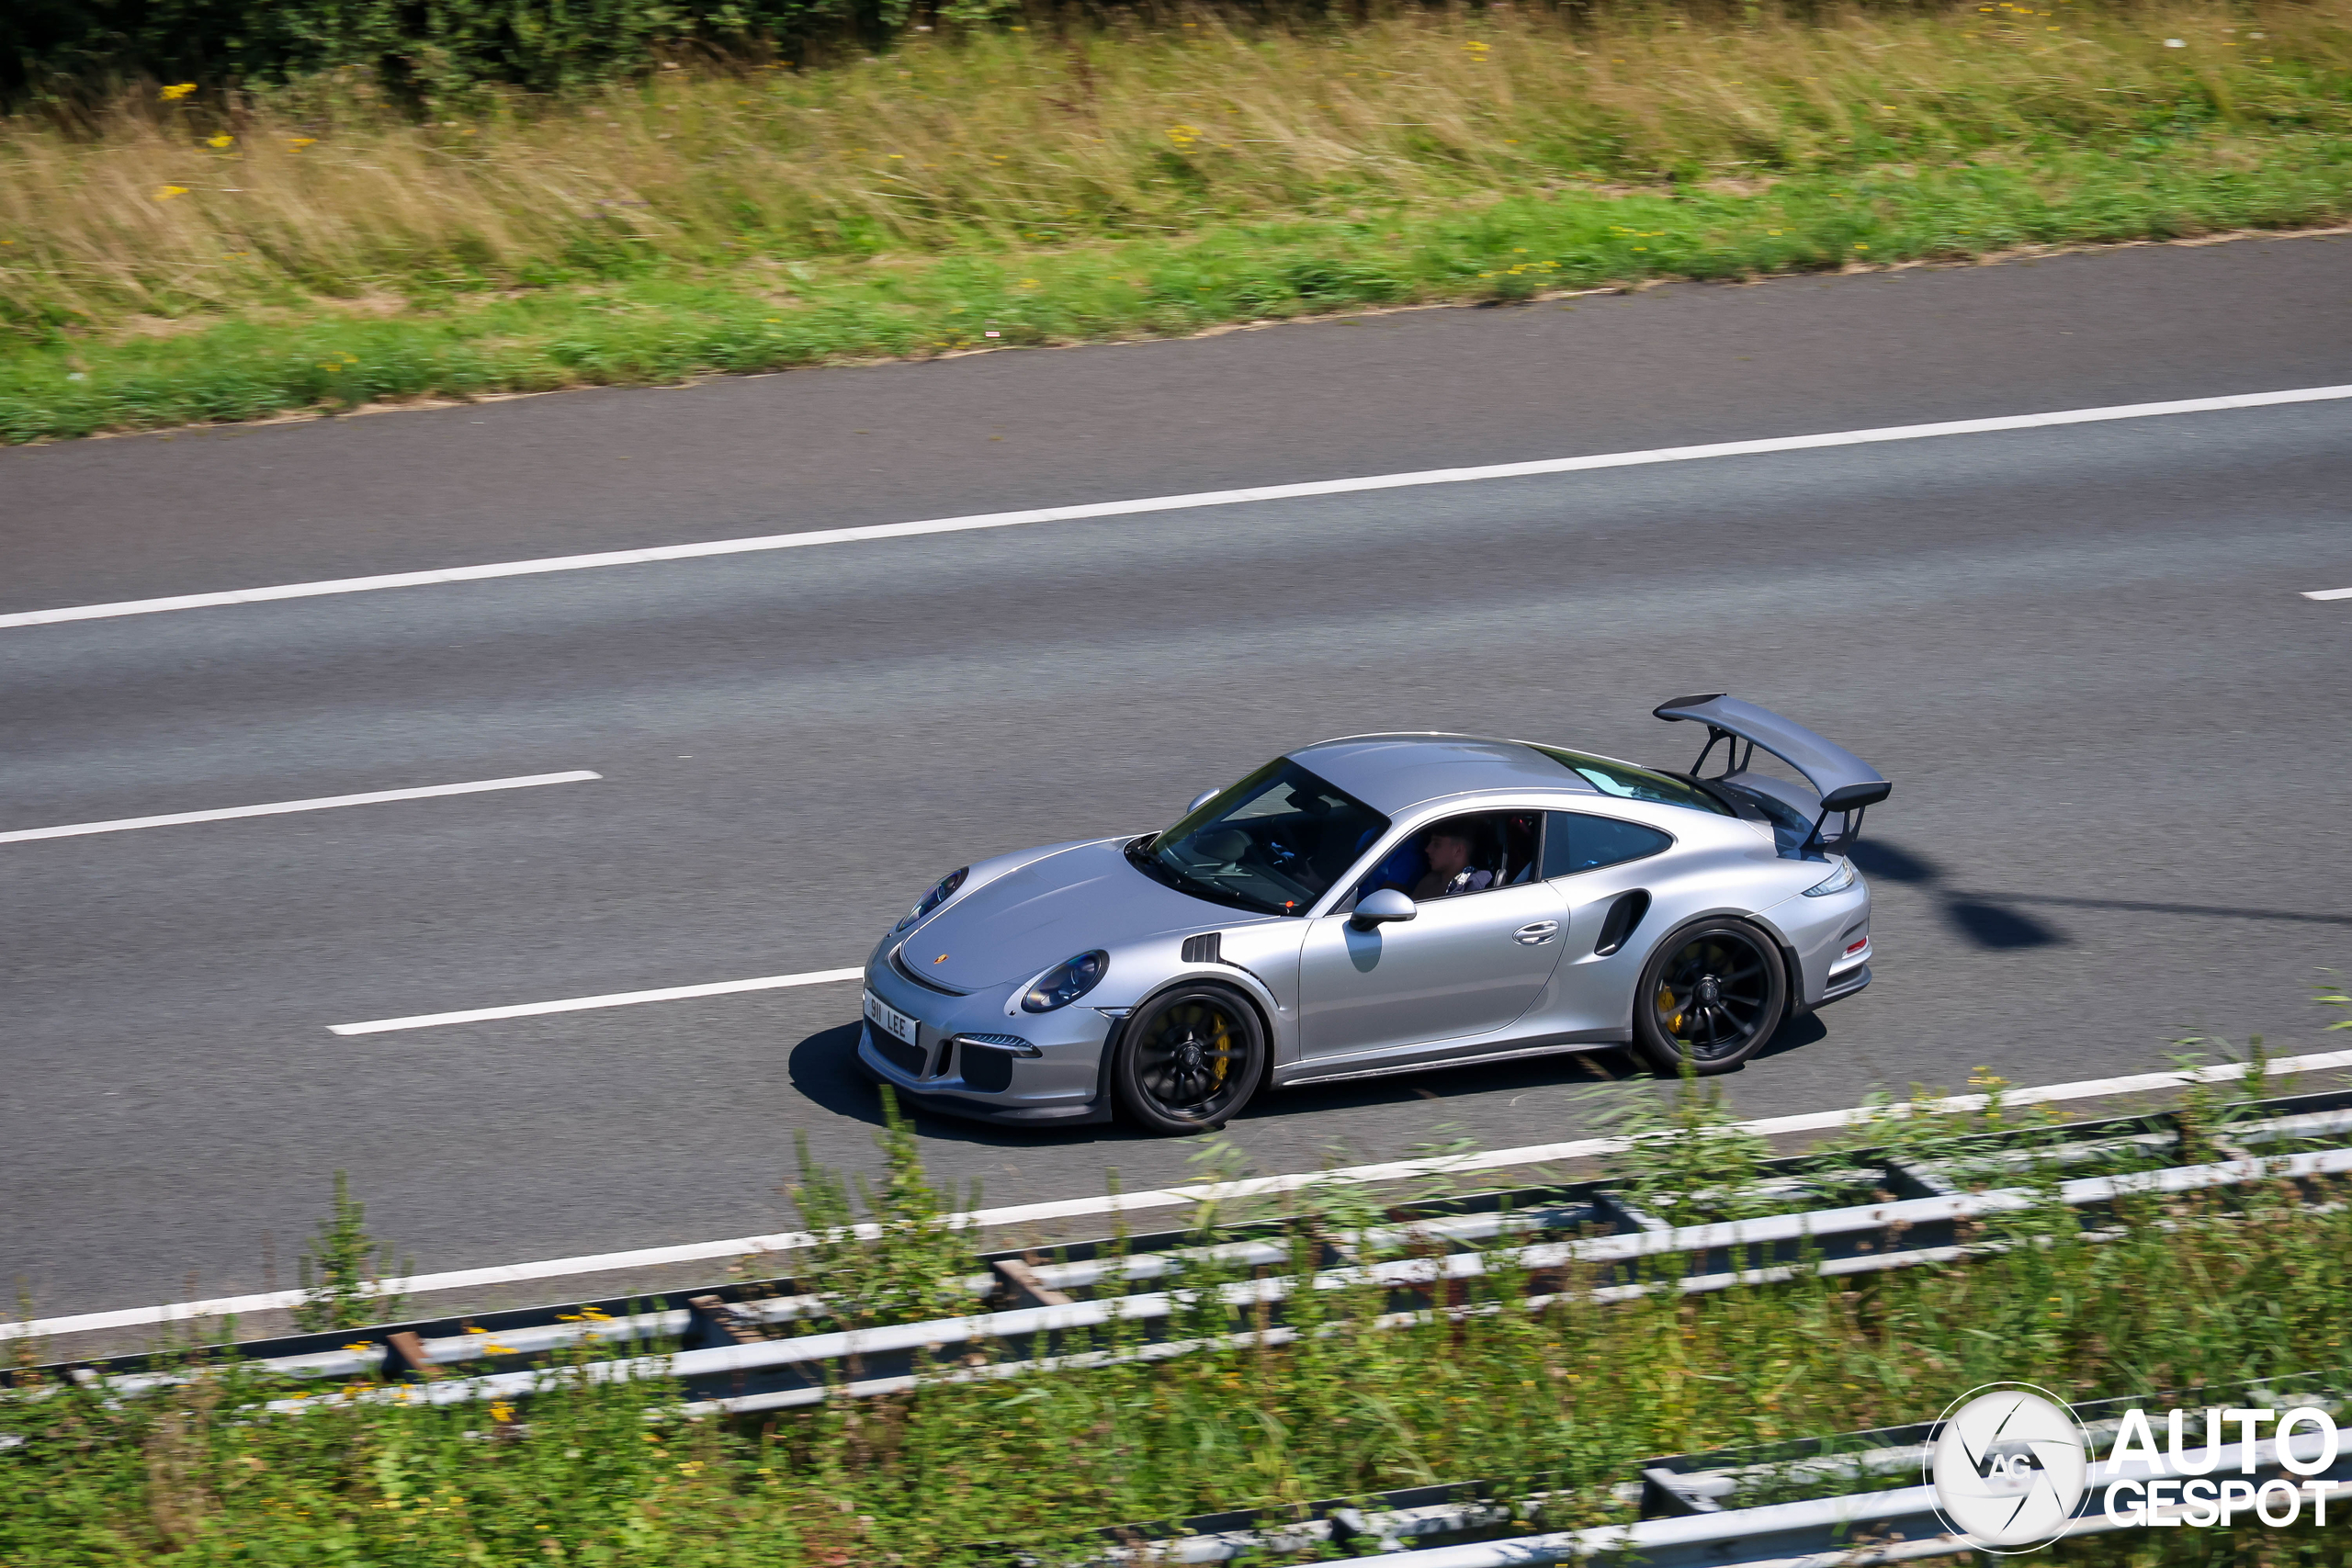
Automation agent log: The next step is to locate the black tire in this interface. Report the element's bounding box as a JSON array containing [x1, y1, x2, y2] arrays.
[[1113, 982, 1267, 1134], [1631, 919, 1788, 1076]]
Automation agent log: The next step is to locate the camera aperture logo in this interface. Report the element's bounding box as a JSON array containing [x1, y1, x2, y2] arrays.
[[1928, 1383, 2091, 1551]]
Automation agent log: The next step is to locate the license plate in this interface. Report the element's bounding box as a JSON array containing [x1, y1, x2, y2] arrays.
[[863, 990, 918, 1048]]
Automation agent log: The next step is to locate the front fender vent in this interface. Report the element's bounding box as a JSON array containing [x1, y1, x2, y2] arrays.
[[1182, 932, 1222, 965]]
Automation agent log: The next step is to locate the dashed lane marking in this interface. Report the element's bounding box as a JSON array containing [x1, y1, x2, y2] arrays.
[[0, 771, 601, 846], [331, 966, 865, 1035], [3, 384, 2347, 631]]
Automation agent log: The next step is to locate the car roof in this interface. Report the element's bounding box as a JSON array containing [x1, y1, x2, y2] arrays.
[[1286, 734, 1598, 817]]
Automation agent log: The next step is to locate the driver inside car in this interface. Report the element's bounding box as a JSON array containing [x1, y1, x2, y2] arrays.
[[1411, 825, 1492, 900]]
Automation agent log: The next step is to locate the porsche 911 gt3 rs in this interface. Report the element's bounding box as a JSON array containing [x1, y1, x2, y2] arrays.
[[857, 695, 1889, 1134]]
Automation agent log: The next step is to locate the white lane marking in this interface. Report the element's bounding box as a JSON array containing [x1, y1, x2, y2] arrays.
[[0, 771, 601, 846], [2304, 586, 2352, 601], [5, 384, 2348, 632], [331, 966, 865, 1035], [13, 1047, 2351, 1343]]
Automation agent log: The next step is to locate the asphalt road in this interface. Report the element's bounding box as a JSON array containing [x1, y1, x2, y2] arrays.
[[4, 235, 2349, 1324]]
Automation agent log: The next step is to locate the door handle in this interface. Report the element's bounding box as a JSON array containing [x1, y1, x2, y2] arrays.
[[1513, 920, 1559, 945]]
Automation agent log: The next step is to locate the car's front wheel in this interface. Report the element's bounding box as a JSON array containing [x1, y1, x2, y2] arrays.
[[1113, 982, 1266, 1134], [1631, 919, 1788, 1076]]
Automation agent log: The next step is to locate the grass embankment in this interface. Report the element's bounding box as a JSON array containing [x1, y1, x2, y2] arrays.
[[6, 1066, 2352, 1563], [3, 1, 2348, 443]]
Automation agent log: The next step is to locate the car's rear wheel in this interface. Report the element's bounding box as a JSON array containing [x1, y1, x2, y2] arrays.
[[1631, 919, 1788, 1076], [1114, 983, 1265, 1134]]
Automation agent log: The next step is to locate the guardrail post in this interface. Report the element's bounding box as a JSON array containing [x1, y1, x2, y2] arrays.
[[1595, 1190, 1671, 1233], [1641, 1465, 1736, 1517], [385, 1332, 439, 1380], [1883, 1158, 1960, 1199], [991, 1258, 1074, 1311], [686, 1295, 766, 1348]]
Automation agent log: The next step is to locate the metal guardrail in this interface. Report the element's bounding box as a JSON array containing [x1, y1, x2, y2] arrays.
[[1368, 1411, 2352, 1566], [1064, 1377, 2352, 1563], [17, 1088, 2352, 1428], [391, 1139, 2352, 1424], [14, 1089, 2352, 1567]]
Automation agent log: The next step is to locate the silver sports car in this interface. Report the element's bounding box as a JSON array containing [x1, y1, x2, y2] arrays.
[[857, 695, 1888, 1134]]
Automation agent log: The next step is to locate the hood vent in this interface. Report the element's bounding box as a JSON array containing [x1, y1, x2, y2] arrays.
[[1181, 932, 1223, 965]]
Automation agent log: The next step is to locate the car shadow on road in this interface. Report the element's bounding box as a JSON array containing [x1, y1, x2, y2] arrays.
[[786, 1021, 1160, 1151], [1752, 1010, 1830, 1065], [1230, 1045, 1651, 1124], [1849, 837, 2070, 952], [788, 1020, 1826, 1148]]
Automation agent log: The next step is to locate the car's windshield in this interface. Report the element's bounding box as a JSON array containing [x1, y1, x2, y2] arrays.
[[1132, 760, 1390, 916], [1531, 746, 1733, 816]]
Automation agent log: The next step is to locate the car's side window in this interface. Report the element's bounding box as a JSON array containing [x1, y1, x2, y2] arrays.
[[1542, 811, 1672, 877], [1354, 810, 1544, 904]]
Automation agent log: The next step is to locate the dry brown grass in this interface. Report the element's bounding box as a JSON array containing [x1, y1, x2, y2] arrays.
[[5, 0, 2346, 333]]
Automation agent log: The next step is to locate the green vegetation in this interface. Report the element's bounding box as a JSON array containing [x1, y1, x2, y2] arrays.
[[7, 1052, 2352, 1564], [0, 0, 938, 108], [289, 1171, 409, 1334], [785, 1094, 984, 1326], [2, 0, 2348, 442]]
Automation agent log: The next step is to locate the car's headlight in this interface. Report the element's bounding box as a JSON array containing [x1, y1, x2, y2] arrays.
[[1803, 859, 1858, 897], [1021, 951, 1109, 1013], [897, 866, 967, 931]]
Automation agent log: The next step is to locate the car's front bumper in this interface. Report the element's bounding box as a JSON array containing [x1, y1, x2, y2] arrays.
[[1817, 958, 1871, 1006], [854, 945, 1119, 1126]]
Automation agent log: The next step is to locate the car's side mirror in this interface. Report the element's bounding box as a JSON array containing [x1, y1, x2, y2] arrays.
[[1351, 888, 1418, 931], [1186, 789, 1220, 815]]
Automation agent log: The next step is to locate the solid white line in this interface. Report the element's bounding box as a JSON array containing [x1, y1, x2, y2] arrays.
[[0, 771, 602, 846], [5, 384, 2348, 632], [330, 966, 865, 1035], [12, 1047, 2351, 1343], [2304, 586, 2352, 601]]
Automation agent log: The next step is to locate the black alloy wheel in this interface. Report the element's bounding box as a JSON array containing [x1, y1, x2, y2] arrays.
[[1630, 919, 1788, 1076], [1114, 983, 1266, 1134]]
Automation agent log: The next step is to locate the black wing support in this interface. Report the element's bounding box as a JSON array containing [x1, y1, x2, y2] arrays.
[[1653, 694, 1891, 852]]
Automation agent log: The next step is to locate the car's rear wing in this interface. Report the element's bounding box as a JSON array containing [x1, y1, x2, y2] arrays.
[[1652, 694, 1890, 853]]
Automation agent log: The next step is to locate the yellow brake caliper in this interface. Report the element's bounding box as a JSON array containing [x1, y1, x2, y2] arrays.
[[1657, 985, 1684, 1035], [1211, 1016, 1231, 1083]]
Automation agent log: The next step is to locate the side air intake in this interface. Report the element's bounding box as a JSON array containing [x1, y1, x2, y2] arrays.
[[1593, 890, 1651, 957], [1182, 932, 1222, 964]]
